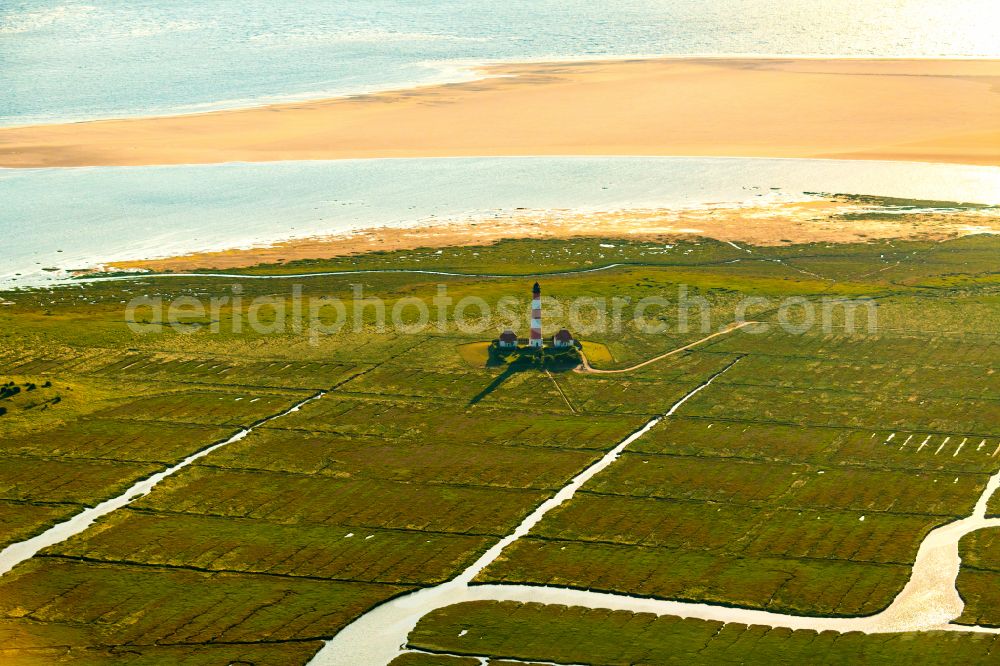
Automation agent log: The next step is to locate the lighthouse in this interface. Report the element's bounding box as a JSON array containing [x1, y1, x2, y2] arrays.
[[529, 282, 543, 348]]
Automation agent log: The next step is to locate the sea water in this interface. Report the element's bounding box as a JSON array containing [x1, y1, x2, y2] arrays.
[[3, 156, 999, 288], [3, 0, 1000, 126], [4, 2, 1000, 288]]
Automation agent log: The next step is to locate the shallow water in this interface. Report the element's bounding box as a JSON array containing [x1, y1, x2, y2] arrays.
[[3, 156, 999, 289], [2, 0, 1000, 126]]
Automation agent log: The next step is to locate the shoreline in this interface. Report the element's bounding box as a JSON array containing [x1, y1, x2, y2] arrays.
[[6, 156, 999, 290], [3, 54, 1000, 132], [8, 152, 1000, 169], [98, 198, 1000, 276], [2, 57, 999, 168]]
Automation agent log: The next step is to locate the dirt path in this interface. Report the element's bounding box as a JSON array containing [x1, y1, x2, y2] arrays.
[[545, 370, 577, 414], [74, 263, 632, 286], [576, 321, 758, 374]]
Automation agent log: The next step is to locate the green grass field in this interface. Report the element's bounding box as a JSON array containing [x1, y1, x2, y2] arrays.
[[397, 600, 1000, 664], [956, 528, 1000, 627], [0, 233, 997, 662]]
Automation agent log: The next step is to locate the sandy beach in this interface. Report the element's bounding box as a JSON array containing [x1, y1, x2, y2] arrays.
[[2, 58, 1000, 168], [104, 198, 1000, 274]]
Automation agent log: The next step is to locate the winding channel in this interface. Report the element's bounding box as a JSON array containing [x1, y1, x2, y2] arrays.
[[310, 360, 1000, 665]]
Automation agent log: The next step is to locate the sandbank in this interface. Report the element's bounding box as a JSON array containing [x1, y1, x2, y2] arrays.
[[3, 58, 1000, 168]]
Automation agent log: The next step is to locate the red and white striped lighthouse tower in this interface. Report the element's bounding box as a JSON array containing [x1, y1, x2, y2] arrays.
[[529, 282, 543, 348]]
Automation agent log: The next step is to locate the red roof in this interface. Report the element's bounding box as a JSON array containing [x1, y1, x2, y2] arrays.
[[499, 330, 518, 342], [554, 329, 573, 341]]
